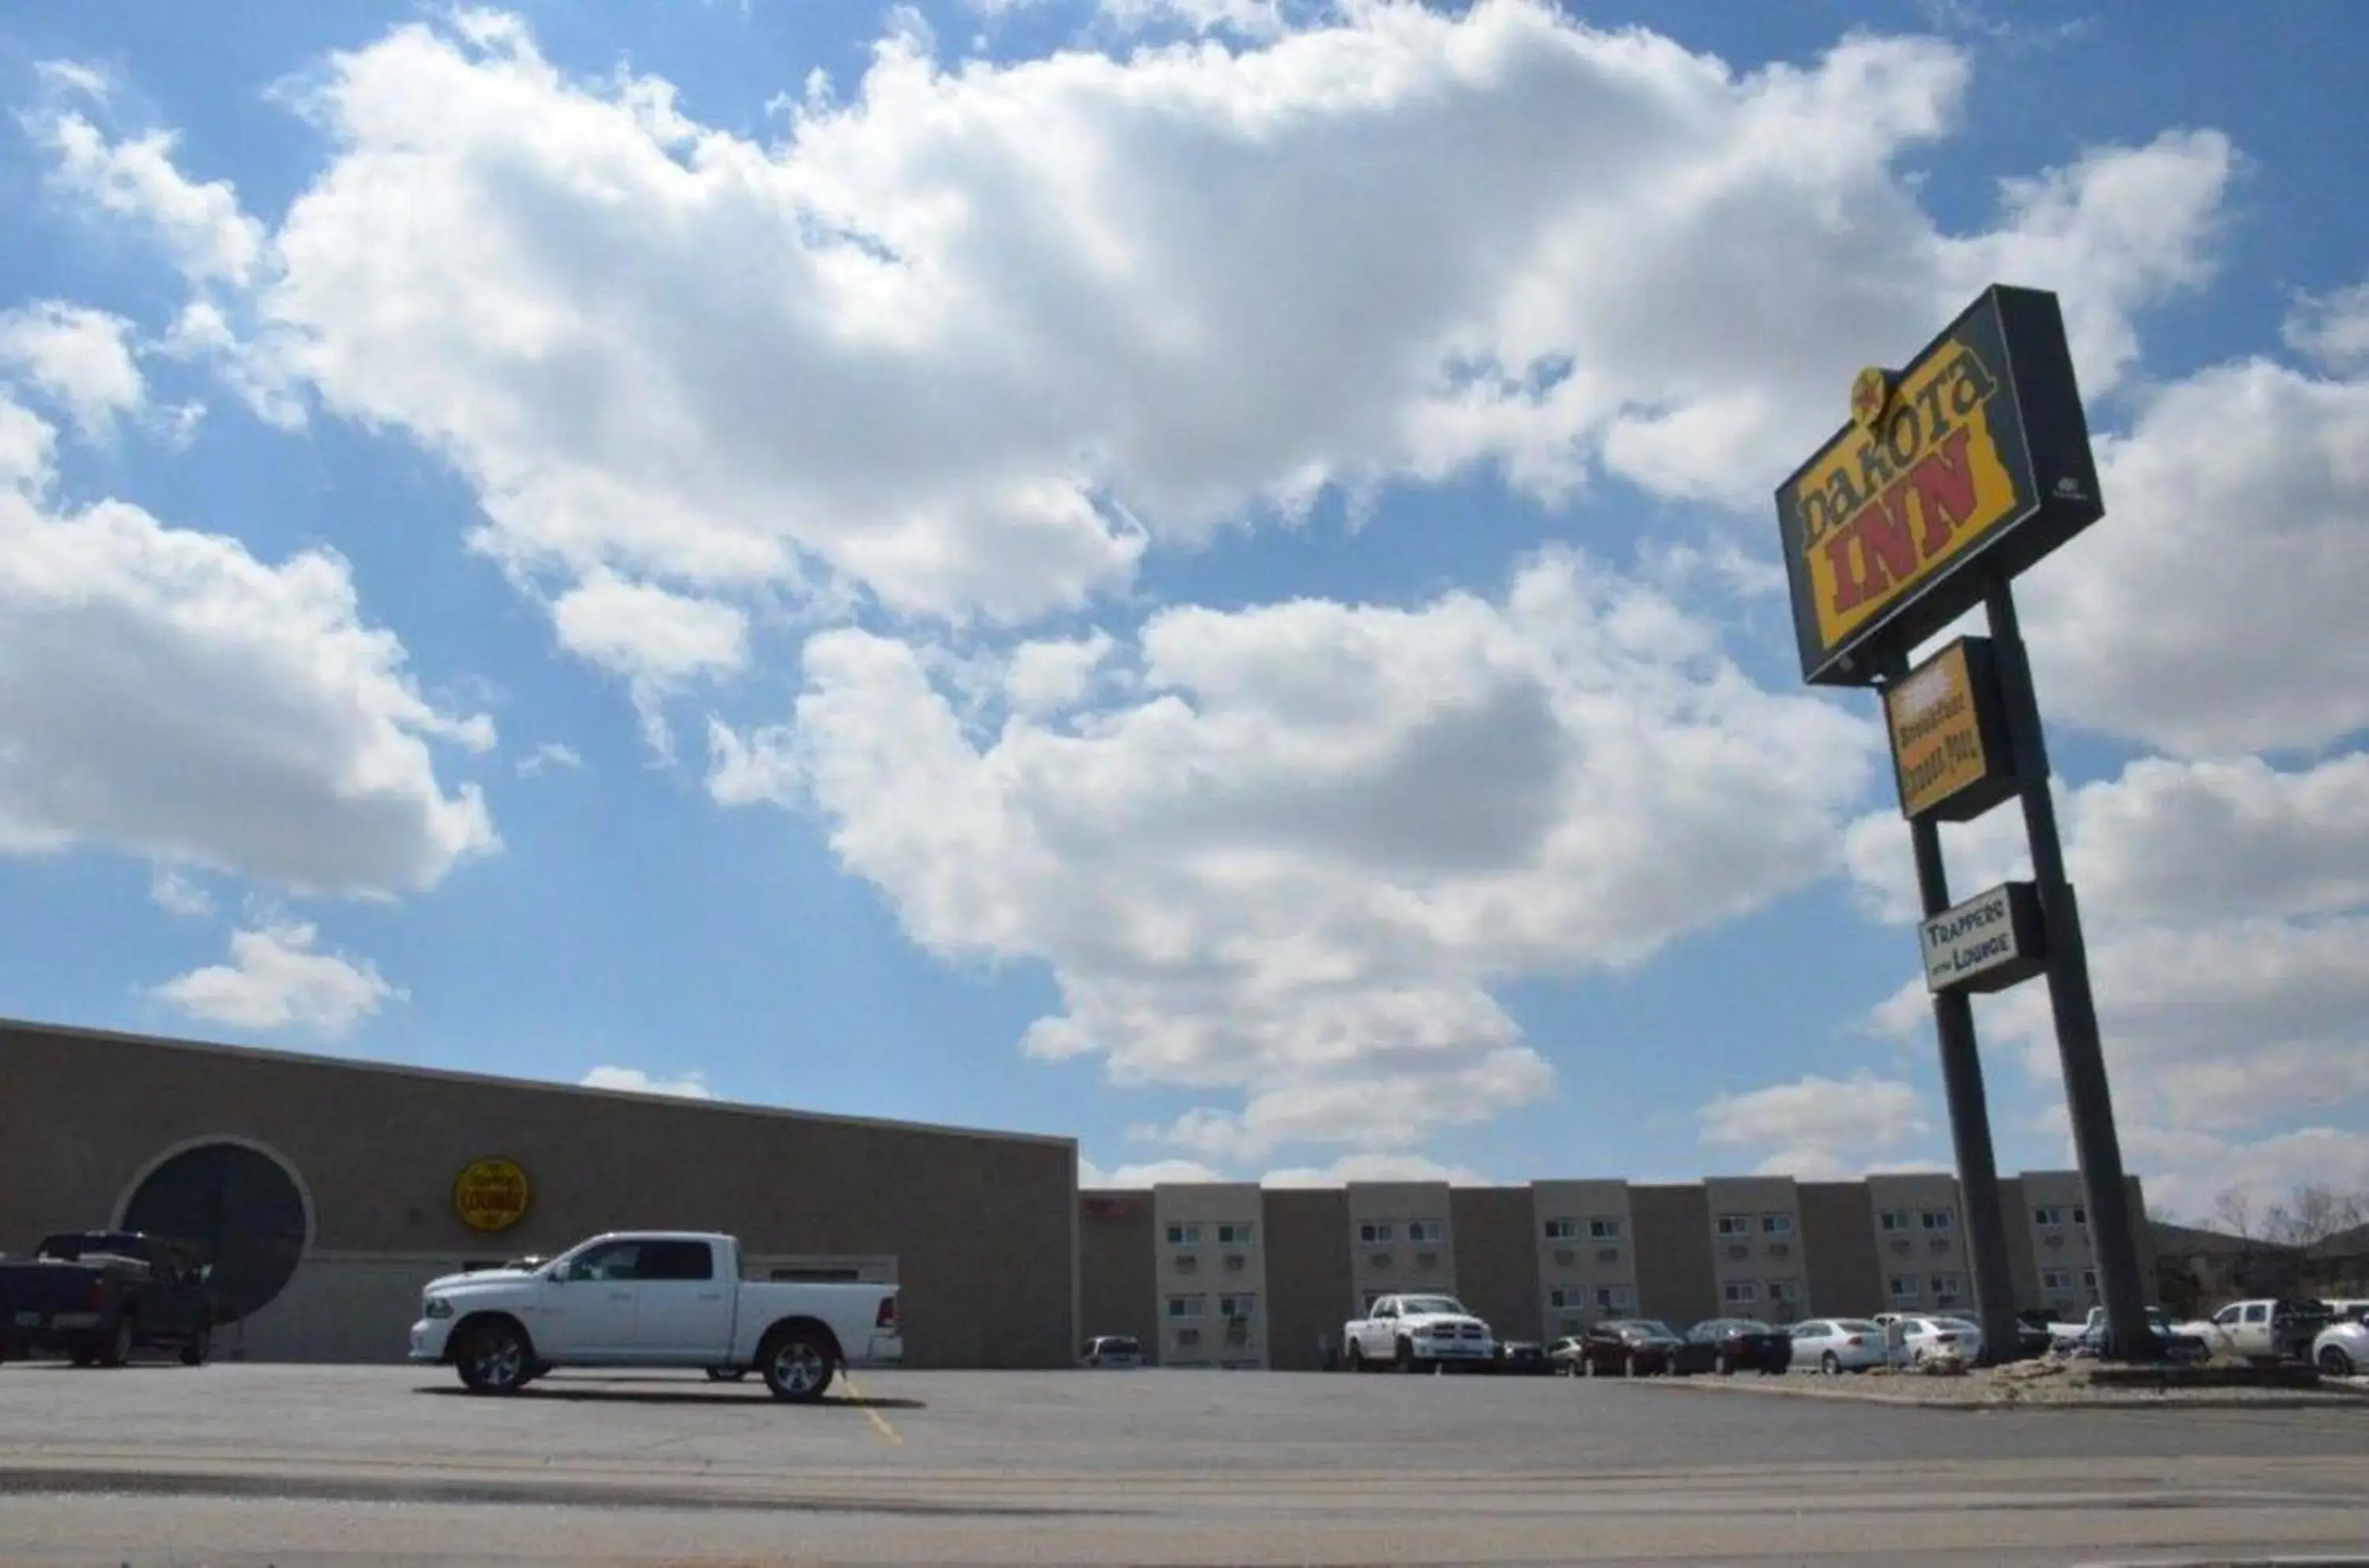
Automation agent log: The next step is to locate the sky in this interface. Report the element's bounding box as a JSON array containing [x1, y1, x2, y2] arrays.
[[2, 0, 2364, 1222]]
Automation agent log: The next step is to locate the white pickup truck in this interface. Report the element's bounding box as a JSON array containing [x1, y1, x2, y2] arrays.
[[408, 1231, 901, 1401], [1342, 1293, 1496, 1372]]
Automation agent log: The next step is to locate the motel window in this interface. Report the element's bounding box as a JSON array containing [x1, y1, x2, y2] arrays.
[[1216, 1223, 1253, 1245], [1589, 1217, 1624, 1240], [2072, 1206, 2088, 1226], [1545, 1217, 1579, 1240], [1359, 1222, 1395, 1244], [1716, 1214, 1751, 1237], [1879, 1209, 1912, 1232], [1595, 1286, 1633, 1312], [1167, 1295, 1204, 1320], [2033, 1206, 2065, 1228], [1406, 1221, 1444, 1244], [2040, 1270, 2072, 1291], [1761, 1214, 1794, 1236], [1722, 1281, 1759, 1305], [1166, 1224, 1203, 1246], [1888, 1276, 1920, 1301], [1920, 1209, 1954, 1232], [1931, 1275, 1963, 1307], [1549, 1288, 1572, 1310], [1218, 1295, 1256, 1320]]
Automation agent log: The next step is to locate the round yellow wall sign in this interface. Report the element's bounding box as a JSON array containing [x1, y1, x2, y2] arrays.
[[452, 1157, 531, 1233]]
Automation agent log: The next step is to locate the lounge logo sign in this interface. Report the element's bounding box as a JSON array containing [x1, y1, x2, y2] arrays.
[[1920, 881, 2046, 996], [452, 1157, 531, 1233], [1775, 286, 2105, 686]]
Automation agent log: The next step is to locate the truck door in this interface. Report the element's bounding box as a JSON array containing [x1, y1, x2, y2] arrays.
[[543, 1240, 644, 1356], [629, 1240, 734, 1360], [2237, 1301, 2272, 1356]]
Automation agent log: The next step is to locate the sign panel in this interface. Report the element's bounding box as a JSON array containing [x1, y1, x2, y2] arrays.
[[1884, 637, 2018, 823], [1920, 881, 2047, 996], [452, 1157, 531, 1233], [1775, 286, 2105, 687]]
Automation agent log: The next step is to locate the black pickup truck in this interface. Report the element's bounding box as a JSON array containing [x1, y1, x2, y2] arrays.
[[0, 1231, 218, 1367]]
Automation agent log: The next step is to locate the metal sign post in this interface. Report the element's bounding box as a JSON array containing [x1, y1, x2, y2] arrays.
[[1903, 803, 2025, 1367], [1983, 583, 2154, 1359]]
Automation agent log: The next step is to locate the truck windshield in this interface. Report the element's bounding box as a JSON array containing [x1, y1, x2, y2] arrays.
[[1400, 1297, 1467, 1315]]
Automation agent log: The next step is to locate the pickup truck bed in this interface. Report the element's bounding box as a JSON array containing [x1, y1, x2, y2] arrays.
[[0, 1232, 216, 1368]]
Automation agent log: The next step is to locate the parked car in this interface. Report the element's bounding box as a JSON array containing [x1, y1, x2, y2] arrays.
[[0, 1231, 216, 1368], [408, 1230, 901, 1401], [1896, 1315, 1984, 1365], [1685, 1319, 1793, 1375], [1079, 1334, 1143, 1369], [2045, 1304, 2184, 1355], [1496, 1340, 1553, 1375], [1564, 1319, 1686, 1377], [1341, 1294, 1496, 1372], [2311, 1313, 2367, 1378], [1786, 1317, 1889, 1375], [2182, 1298, 2334, 1363]]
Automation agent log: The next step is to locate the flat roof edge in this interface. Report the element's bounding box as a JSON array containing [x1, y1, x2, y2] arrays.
[[0, 1015, 1076, 1152]]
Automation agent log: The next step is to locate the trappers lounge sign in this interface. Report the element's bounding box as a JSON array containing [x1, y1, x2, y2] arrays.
[[1775, 287, 2106, 687]]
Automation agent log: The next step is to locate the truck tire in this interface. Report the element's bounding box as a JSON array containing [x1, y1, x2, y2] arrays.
[[455, 1319, 532, 1395], [180, 1325, 212, 1367], [1396, 1337, 1419, 1373], [99, 1319, 134, 1369], [1346, 1342, 1365, 1373], [758, 1328, 836, 1403]]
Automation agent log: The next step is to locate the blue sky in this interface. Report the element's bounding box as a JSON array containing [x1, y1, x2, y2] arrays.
[[2, 0, 2364, 1216]]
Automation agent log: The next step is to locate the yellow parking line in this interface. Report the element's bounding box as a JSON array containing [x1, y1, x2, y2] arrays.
[[839, 1372, 902, 1447]]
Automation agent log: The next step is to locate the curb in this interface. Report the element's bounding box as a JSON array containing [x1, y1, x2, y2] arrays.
[[1645, 1374, 2369, 1413]]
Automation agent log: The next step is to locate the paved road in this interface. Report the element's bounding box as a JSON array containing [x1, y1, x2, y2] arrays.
[[0, 1364, 2363, 1565]]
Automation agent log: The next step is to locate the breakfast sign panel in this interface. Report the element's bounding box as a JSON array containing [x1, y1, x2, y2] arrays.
[[1775, 286, 2108, 687]]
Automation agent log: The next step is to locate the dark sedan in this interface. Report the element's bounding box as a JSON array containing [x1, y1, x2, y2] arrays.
[[1564, 1319, 1688, 1377], [1685, 1318, 1794, 1375], [1496, 1340, 1554, 1375]]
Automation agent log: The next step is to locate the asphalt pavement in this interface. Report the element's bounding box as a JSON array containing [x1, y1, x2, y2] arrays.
[[0, 1362, 2364, 1565]]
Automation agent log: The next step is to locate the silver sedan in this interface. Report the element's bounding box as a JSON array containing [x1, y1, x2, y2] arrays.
[[1786, 1317, 1890, 1375]]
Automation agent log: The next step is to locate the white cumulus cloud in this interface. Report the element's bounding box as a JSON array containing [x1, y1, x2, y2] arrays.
[[580, 1064, 716, 1099], [154, 921, 401, 1037], [716, 547, 1875, 1165], [0, 302, 146, 439], [1697, 1070, 1934, 1179], [0, 475, 498, 893]]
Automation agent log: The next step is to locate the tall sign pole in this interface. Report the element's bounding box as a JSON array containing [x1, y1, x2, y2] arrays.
[[1772, 286, 2161, 1363], [1983, 584, 2153, 1356], [1902, 785, 2024, 1366]]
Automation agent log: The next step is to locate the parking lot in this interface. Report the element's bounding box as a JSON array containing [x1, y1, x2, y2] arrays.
[[2, 1363, 2367, 1566]]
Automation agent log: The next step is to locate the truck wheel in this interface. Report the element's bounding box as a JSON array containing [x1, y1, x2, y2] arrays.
[[1396, 1337, 1419, 1373], [706, 1366, 749, 1382], [99, 1319, 134, 1369], [455, 1320, 531, 1395], [180, 1326, 212, 1367], [759, 1330, 836, 1403], [1346, 1343, 1365, 1373]]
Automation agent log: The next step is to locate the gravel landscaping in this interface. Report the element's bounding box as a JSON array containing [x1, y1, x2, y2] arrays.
[[1658, 1357, 2369, 1409]]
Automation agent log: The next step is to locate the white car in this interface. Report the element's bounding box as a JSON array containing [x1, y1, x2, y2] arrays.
[[2312, 1313, 2367, 1379], [408, 1231, 902, 1401], [1080, 1334, 1144, 1368], [1896, 1315, 1984, 1365], [1787, 1317, 1890, 1374], [1342, 1293, 1496, 1371]]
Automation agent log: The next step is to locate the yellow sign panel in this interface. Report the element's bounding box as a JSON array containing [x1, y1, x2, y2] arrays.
[[1796, 343, 2021, 655], [1886, 643, 1988, 819], [452, 1157, 531, 1233]]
